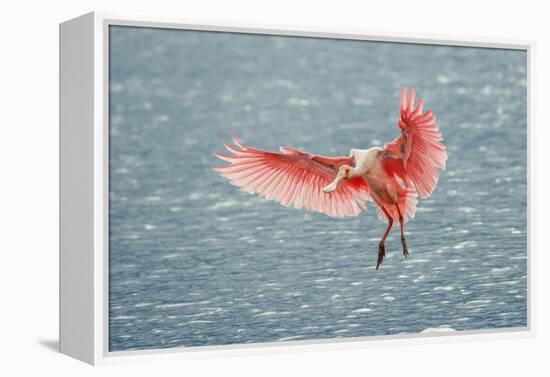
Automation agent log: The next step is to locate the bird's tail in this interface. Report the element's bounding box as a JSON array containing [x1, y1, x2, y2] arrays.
[[374, 190, 418, 223]]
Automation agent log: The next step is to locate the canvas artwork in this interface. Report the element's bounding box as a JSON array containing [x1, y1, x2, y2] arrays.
[[108, 25, 527, 352]]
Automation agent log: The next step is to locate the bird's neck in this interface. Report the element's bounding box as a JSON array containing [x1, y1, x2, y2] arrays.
[[349, 165, 362, 178], [351, 148, 380, 176]]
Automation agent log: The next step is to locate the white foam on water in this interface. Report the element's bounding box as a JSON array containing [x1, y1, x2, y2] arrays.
[[417, 207, 435, 213], [162, 253, 183, 259], [315, 277, 335, 283], [491, 267, 511, 273], [255, 311, 278, 317], [112, 315, 137, 320], [453, 240, 477, 249], [352, 308, 371, 314], [145, 196, 162, 202], [156, 302, 193, 309], [278, 335, 305, 341], [114, 167, 130, 175], [433, 286, 454, 292], [204, 307, 224, 314], [352, 98, 373, 106], [421, 326, 456, 334], [405, 259, 430, 264], [437, 75, 450, 84], [465, 299, 492, 306], [156, 300, 210, 309], [208, 199, 240, 210], [287, 98, 310, 107], [188, 192, 205, 201]]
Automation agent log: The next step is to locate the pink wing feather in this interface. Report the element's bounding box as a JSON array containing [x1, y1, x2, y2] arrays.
[[213, 137, 370, 218], [383, 88, 447, 199]]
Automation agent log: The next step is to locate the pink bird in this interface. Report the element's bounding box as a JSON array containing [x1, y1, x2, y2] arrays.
[[213, 88, 447, 270]]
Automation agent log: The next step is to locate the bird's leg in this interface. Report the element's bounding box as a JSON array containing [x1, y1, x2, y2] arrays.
[[396, 204, 408, 257], [376, 205, 394, 271]]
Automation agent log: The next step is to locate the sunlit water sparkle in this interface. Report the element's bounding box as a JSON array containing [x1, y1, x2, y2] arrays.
[[108, 26, 527, 351]]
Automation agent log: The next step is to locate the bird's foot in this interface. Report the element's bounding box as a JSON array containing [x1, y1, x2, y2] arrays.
[[401, 236, 409, 258], [376, 243, 386, 270]]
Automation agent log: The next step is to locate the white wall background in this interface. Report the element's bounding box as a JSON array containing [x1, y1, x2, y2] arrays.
[[0, 0, 547, 375]]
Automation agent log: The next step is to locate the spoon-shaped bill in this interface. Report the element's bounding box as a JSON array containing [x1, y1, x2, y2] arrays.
[[322, 171, 345, 193]]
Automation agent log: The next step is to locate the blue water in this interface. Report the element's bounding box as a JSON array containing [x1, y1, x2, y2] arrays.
[[108, 26, 527, 351]]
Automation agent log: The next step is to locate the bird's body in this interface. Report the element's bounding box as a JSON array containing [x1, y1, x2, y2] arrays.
[[351, 147, 399, 205], [213, 88, 447, 269]]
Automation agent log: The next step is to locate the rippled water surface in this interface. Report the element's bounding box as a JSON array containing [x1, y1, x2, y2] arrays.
[[108, 26, 527, 351]]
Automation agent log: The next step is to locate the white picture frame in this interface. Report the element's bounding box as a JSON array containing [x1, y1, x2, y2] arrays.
[[59, 11, 535, 365]]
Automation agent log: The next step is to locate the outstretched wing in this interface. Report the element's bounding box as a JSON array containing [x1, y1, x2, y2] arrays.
[[382, 88, 447, 198], [213, 137, 370, 218]]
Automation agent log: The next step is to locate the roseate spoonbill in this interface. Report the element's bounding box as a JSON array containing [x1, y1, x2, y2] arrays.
[[213, 88, 447, 270]]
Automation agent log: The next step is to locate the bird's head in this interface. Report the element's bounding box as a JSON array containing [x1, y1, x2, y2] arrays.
[[339, 165, 353, 179], [322, 164, 353, 193]]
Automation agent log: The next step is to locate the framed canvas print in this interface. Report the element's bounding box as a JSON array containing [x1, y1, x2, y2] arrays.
[[59, 12, 533, 365]]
